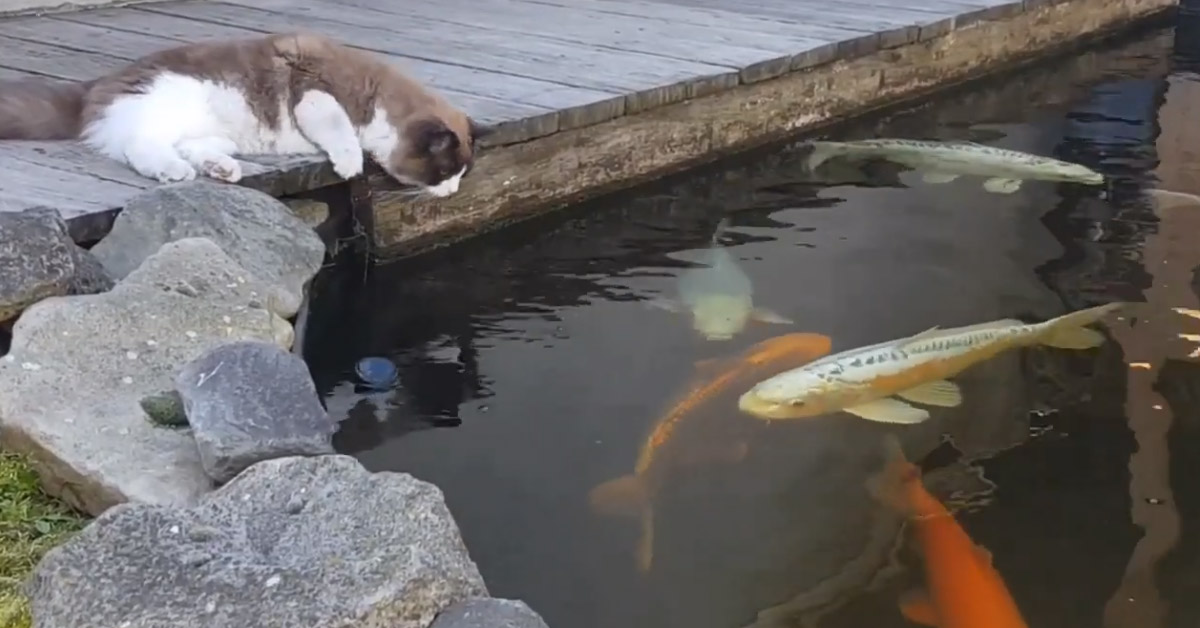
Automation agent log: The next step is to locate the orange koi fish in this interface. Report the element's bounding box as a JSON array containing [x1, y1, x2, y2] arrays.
[[589, 332, 833, 572], [868, 436, 1029, 628]]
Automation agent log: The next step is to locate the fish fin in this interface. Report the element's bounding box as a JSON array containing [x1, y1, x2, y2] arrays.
[[1147, 187, 1200, 210], [921, 171, 959, 184], [898, 588, 940, 627], [750, 307, 795, 325], [635, 506, 655, 573], [1037, 302, 1125, 350], [805, 141, 841, 171], [983, 177, 1023, 194], [896, 325, 942, 350], [865, 435, 921, 514], [588, 475, 648, 518], [975, 544, 994, 566], [645, 297, 683, 313], [895, 380, 963, 408], [843, 398, 932, 424]]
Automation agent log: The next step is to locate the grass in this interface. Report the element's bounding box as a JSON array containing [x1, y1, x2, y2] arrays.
[[0, 451, 87, 628]]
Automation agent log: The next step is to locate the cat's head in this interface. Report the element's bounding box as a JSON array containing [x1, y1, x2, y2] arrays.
[[382, 114, 491, 198]]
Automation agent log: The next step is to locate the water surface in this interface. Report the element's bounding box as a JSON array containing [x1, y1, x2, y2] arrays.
[[303, 21, 1200, 628]]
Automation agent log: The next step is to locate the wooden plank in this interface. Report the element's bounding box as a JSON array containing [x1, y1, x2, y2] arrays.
[[141, 0, 733, 113], [0, 65, 34, 79], [300, 0, 815, 83], [645, 0, 926, 47], [4, 142, 155, 189], [9, 14, 559, 143], [83, 5, 624, 129], [0, 157, 141, 218], [0, 35, 126, 80]]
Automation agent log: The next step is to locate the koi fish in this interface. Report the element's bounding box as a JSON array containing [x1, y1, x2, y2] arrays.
[[805, 139, 1105, 194], [867, 436, 1029, 628], [589, 332, 834, 572], [650, 218, 793, 341], [738, 302, 1124, 424]]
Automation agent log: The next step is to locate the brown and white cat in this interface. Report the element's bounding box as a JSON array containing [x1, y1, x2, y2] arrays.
[[0, 32, 489, 197]]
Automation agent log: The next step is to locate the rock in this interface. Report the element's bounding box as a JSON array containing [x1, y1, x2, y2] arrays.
[[27, 455, 489, 628], [283, 198, 332, 230], [0, 208, 77, 321], [0, 238, 294, 516], [176, 341, 336, 483], [90, 181, 326, 317], [65, 245, 115, 296], [430, 599, 551, 628]]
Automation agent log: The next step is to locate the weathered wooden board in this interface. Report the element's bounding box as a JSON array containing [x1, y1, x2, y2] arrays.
[[142, 0, 734, 113]]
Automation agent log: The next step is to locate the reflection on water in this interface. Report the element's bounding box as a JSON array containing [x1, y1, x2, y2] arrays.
[[301, 20, 1200, 628]]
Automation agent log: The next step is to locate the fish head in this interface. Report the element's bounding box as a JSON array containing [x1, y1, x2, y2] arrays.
[[1043, 161, 1105, 185], [691, 296, 751, 340], [737, 371, 829, 420]]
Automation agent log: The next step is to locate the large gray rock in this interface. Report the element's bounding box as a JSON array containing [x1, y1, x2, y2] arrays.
[[0, 208, 77, 321], [0, 238, 294, 516], [177, 341, 336, 483], [27, 455, 489, 628], [431, 599, 550, 628], [65, 244, 115, 296], [90, 181, 326, 317]]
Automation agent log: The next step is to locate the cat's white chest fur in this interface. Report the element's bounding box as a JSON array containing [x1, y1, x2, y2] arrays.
[[82, 71, 372, 184]]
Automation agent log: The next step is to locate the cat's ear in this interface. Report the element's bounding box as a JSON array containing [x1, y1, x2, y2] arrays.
[[468, 117, 493, 143], [408, 117, 458, 155]]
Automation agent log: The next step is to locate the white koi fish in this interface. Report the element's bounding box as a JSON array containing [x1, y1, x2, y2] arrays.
[[737, 302, 1124, 424], [805, 139, 1105, 194], [651, 218, 792, 341]]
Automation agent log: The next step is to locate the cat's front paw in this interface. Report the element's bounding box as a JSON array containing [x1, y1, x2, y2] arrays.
[[151, 160, 197, 183], [201, 156, 243, 183], [329, 147, 364, 180]]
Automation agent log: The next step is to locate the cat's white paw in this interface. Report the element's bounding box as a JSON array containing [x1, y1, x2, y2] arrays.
[[149, 160, 197, 183], [329, 147, 364, 180], [201, 156, 243, 183]]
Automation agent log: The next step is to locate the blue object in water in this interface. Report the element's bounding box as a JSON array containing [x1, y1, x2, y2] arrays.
[[355, 356, 399, 390]]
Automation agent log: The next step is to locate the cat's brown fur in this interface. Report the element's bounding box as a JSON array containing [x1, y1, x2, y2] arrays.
[[0, 33, 490, 187]]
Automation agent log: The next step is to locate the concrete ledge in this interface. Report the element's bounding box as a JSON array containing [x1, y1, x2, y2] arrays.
[[367, 0, 1178, 259]]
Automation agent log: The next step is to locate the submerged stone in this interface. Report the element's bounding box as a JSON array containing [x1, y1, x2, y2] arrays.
[[26, 455, 488, 628], [355, 356, 399, 390], [430, 598, 551, 628], [176, 341, 337, 484]]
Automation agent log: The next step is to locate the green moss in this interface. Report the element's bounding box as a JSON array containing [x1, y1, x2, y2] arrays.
[[0, 451, 87, 628]]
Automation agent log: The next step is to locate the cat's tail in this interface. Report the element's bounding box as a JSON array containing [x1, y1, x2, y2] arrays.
[[0, 78, 92, 140]]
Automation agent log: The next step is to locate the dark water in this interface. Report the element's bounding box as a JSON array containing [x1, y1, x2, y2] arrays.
[[302, 19, 1200, 628]]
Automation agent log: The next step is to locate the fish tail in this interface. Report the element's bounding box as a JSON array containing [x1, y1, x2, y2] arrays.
[[635, 506, 655, 573], [865, 434, 921, 516], [805, 142, 840, 172], [1036, 302, 1125, 350], [711, 216, 733, 245]]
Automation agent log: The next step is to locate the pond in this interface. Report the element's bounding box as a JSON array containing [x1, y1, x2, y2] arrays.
[[301, 19, 1200, 628]]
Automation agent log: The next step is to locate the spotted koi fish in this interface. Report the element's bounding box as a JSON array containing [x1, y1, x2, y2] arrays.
[[805, 138, 1105, 194], [737, 302, 1124, 424]]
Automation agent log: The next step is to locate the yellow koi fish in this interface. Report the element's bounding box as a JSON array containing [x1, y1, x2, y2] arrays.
[[738, 303, 1124, 424], [590, 332, 833, 571]]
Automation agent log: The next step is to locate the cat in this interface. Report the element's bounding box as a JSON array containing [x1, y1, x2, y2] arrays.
[[0, 32, 490, 197]]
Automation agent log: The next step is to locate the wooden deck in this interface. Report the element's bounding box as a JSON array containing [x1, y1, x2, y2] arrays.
[[0, 0, 1179, 248]]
